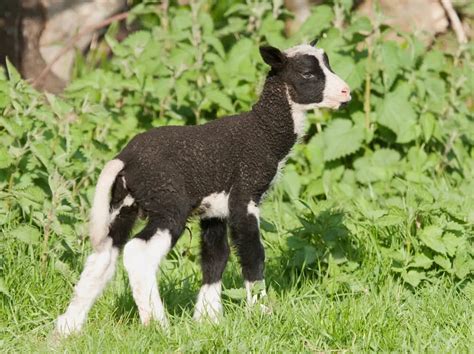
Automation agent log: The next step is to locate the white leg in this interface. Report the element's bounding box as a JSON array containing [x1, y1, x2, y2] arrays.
[[193, 281, 222, 323], [56, 238, 118, 336], [123, 229, 171, 328]]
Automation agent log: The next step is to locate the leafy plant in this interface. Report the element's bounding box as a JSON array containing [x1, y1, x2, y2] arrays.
[[0, 0, 472, 295]]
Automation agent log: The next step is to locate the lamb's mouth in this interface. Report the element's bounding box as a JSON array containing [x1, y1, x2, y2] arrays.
[[339, 100, 350, 108]]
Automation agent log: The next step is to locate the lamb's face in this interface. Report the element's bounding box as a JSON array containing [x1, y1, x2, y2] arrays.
[[260, 44, 351, 110]]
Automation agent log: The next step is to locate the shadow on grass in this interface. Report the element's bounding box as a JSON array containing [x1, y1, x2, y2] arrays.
[[111, 273, 200, 321], [110, 207, 362, 320]]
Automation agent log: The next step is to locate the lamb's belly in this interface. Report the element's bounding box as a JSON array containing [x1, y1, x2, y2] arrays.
[[195, 191, 230, 219]]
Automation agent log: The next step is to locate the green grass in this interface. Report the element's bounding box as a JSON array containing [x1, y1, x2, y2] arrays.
[[1, 2, 473, 350], [1, 196, 472, 352]]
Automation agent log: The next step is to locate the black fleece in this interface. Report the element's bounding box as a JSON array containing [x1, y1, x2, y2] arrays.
[[111, 74, 298, 283]]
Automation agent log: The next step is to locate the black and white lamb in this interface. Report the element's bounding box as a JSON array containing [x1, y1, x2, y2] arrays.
[[56, 41, 351, 335]]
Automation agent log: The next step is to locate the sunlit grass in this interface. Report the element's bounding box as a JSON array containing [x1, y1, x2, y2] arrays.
[[1, 196, 471, 352]]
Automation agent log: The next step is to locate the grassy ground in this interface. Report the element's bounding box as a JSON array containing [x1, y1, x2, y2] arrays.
[[1, 194, 472, 352]]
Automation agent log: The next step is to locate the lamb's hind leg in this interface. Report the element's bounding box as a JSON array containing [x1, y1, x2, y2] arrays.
[[123, 211, 187, 328], [194, 218, 230, 322], [56, 203, 137, 336]]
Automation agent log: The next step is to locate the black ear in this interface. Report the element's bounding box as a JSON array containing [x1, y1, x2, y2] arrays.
[[259, 46, 286, 70], [310, 37, 319, 46]]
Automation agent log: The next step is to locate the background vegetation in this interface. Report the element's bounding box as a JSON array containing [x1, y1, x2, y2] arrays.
[[1, 0, 472, 351]]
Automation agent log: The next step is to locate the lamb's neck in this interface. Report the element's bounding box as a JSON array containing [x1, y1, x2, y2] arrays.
[[251, 75, 303, 161]]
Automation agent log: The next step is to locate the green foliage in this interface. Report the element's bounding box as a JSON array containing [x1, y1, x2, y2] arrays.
[[1, 2, 473, 349], [0, 0, 472, 322]]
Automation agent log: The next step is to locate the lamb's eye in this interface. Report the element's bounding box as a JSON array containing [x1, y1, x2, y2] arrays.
[[301, 72, 314, 79]]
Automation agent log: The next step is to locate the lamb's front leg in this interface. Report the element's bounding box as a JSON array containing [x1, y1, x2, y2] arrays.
[[229, 197, 267, 305], [193, 218, 230, 322]]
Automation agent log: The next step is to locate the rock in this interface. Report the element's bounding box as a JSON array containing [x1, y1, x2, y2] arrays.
[[39, 0, 126, 83], [357, 0, 449, 43]]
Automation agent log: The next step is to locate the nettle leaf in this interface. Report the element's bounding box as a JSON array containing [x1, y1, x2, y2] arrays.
[[372, 148, 400, 166], [381, 41, 402, 89], [205, 89, 234, 112], [323, 119, 364, 161], [198, 11, 214, 35], [226, 38, 256, 82], [424, 76, 446, 101], [31, 141, 53, 171], [259, 14, 285, 45], [305, 133, 324, 169], [349, 16, 372, 34], [419, 225, 446, 254], [318, 28, 345, 53], [420, 113, 437, 142], [453, 250, 471, 279], [122, 30, 151, 58], [377, 214, 405, 227], [45, 93, 73, 117], [0, 146, 13, 169], [377, 84, 418, 143], [6, 58, 21, 84], [281, 169, 302, 199], [409, 253, 433, 269], [0, 80, 10, 109], [223, 288, 246, 300], [260, 218, 277, 233], [203, 35, 225, 58], [354, 148, 400, 184], [0, 116, 27, 137], [433, 255, 452, 272], [105, 34, 128, 57], [9, 225, 41, 245], [292, 245, 318, 267], [330, 53, 365, 90], [402, 269, 426, 287], [420, 50, 446, 72], [287, 235, 308, 250], [298, 5, 334, 36], [424, 75, 447, 113], [442, 232, 464, 257], [171, 9, 193, 31], [54, 259, 73, 278]]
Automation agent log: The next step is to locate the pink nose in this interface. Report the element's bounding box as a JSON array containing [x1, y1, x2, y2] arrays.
[[341, 86, 350, 96]]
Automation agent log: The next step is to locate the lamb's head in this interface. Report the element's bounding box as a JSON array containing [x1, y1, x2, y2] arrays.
[[259, 41, 351, 110]]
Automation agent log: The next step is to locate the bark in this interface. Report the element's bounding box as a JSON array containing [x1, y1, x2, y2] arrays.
[[0, 0, 125, 93], [0, 1, 22, 69], [20, 0, 65, 93], [357, 0, 449, 44]]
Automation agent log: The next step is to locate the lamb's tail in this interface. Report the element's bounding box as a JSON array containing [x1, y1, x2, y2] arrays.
[[89, 159, 125, 251]]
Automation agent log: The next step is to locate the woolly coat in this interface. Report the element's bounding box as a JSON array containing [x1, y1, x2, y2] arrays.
[[115, 74, 296, 225]]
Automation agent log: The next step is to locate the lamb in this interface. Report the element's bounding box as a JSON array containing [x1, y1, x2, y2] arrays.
[[56, 40, 351, 335]]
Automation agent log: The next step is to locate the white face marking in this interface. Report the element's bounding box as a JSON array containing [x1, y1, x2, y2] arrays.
[[123, 230, 172, 328], [89, 158, 124, 251], [56, 238, 118, 336], [285, 44, 351, 109], [199, 192, 229, 219], [286, 86, 308, 139], [193, 281, 222, 323]]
